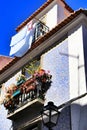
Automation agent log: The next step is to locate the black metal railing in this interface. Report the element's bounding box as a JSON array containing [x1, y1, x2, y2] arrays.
[[33, 21, 49, 42], [4, 69, 52, 114], [4, 82, 44, 114]]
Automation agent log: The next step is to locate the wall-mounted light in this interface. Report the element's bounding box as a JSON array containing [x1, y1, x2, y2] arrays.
[[41, 101, 60, 130]]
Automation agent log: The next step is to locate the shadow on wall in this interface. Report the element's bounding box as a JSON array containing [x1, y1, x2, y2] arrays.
[[54, 103, 87, 130]]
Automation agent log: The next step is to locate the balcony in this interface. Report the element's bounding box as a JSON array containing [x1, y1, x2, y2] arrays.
[[3, 69, 52, 120], [33, 21, 49, 42]]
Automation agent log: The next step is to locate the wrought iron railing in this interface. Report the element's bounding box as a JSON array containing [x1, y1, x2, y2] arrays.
[[4, 69, 52, 114], [4, 81, 44, 114], [33, 21, 49, 42]]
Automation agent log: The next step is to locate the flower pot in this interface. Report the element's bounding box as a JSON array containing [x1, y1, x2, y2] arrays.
[[12, 89, 21, 97], [25, 78, 35, 86], [13, 86, 18, 92], [4, 100, 13, 109], [17, 79, 25, 86], [25, 85, 35, 93]]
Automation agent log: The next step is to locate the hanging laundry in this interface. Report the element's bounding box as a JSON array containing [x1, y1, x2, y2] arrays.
[[10, 26, 27, 47], [27, 20, 33, 31], [9, 21, 36, 57]]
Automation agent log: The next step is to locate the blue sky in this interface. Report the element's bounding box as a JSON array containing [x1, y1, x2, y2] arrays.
[[0, 0, 87, 56]]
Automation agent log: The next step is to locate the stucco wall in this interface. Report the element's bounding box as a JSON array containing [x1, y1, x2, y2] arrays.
[[41, 38, 69, 106], [0, 72, 21, 130], [0, 105, 12, 130], [41, 24, 87, 130], [46, 3, 65, 30], [46, 4, 58, 30], [79, 24, 87, 130], [41, 38, 71, 129], [83, 25, 87, 86], [68, 24, 87, 130]]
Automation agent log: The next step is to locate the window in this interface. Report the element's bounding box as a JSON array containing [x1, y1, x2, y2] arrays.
[[34, 21, 49, 40], [22, 58, 40, 79]]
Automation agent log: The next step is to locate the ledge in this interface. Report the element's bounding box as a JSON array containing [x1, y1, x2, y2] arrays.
[[7, 98, 44, 120]]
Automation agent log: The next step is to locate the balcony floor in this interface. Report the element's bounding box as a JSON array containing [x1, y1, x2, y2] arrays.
[[7, 98, 44, 120]]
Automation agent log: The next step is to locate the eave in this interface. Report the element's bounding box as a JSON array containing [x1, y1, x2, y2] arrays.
[[16, 0, 74, 32]]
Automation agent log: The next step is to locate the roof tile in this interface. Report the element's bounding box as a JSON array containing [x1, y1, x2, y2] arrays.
[[0, 56, 13, 71], [16, 0, 74, 32]]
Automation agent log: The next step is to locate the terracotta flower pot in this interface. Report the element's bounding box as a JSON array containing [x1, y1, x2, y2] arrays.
[[25, 85, 35, 93], [13, 86, 18, 92], [4, 100, 13, 109]]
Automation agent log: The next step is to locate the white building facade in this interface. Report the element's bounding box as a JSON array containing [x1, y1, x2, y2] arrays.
[[0, 0, 87, 130]]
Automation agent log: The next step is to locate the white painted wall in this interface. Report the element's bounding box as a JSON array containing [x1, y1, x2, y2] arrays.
[[0, 105, 12, 130], [46, 3, 65, 30], [41, 23, 87, 130], [41, 37, 72, 129], [41, 38, 69, 106], [46, 4, 58, 30], [79, 25, 87, 130], [58, 3, 65, 23], [0, 71, 21, 130], [68, 24, 87, 130]]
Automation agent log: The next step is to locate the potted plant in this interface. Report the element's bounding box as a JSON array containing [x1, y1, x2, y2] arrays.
[[24, 60, 40, 77], [33, 69, 52, 93], [16, 74, 26, 86]]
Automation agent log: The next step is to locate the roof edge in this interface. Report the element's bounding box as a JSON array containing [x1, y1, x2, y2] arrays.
[[61, 0, 74, 12], [1, 9, 86, 76], [16, 0, 74, 32]]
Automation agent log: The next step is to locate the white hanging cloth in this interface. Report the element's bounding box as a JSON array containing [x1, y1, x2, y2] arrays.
[[9, 21, 36, 57], [10, 26, 27, 47]]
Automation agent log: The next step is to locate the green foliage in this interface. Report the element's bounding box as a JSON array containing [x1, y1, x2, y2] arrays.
[[24, 60, 40, 76]]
